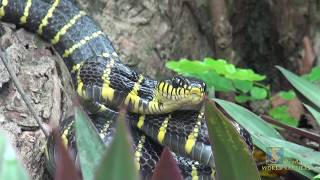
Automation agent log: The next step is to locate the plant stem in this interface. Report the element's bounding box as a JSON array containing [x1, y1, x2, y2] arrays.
[[0, 51, 50, 138]]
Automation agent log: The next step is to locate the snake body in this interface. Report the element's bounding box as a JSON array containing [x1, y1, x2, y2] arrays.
[[0, 0, 253, 179]]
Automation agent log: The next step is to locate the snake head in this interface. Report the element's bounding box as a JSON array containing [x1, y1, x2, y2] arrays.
[[156, 76, 206, 111], [171, 76, 206, 97]]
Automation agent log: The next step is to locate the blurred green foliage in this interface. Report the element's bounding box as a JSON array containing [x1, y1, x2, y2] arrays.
[[268, 105, 298, 127], [166, 58, 268, 103], [166, 58, 320, 129], [303, 67, 320, 83], [216, 98, 320, 179], [0, 132, 29, 180], [279, 90, 296, 100]]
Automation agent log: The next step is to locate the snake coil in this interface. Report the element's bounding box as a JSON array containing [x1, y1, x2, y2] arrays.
[[0, 0, 253, 179]]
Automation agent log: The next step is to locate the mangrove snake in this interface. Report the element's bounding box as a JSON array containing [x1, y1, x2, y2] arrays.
[[0, 0, 253, 179]]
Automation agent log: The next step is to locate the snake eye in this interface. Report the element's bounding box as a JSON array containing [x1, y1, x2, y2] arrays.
[[171, 77, 206, 93], [199, 81, 206, 92], [172, 76, 187, 88]]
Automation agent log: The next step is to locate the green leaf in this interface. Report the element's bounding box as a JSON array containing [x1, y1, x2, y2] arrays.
[[283, 159, 317, 179], [166, 59, 209, 73], [269, 106, 299, 127], [279, 90, 296, 100], [233, 80, 253, 93], [250, 87, 268, 100], [235, 95, 252, 103], [254, 135, 320, 174], [165, 61, 180, 71], [0, 132, 29, 180], [304, 104, 320, 126], [205, 99, 260, 180], [94, 111, 139, 180], [214, 99, 320, 177], [75, 107, 105, 180], [203, 58, 236, 75], [166, 58, 265, 82], [304, 67, 320, 82], [204, 72, 235, 92], [214, 98, 284, 140], [277, 66, 320, 110], [226, 69, 266, 81], [314, 174, 320, 180], [188, 72, 235, 92]]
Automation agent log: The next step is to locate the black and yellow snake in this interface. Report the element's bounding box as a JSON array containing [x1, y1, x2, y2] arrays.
[[0, 0, 253, 179]]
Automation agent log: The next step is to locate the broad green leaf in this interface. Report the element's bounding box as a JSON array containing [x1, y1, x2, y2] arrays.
[[203, 58, 265, 81], [277, 66, 320, 109], [166, 59, 209, 73], [250, 87, 267, 100], [254, 135, 320, 174], [226, 69, 266, 81], [75, 107, 105, 180], [279, 90, 296, 100], [314, 174, 320, 180], [214, 99, 320, 177], [165, 61, 181, 72], [214, 98, 284, 140], [259, 152, 317, 179], [166, 58, 265, 82], [233, 80, 253, 93], [188, 72, 235, 92], [205, 99, 260, 180], [269, 106, 299, 127], [203, 58, 236, 75], [304, 67, 320, 82], [235, 95, 252, 103], [283, 160, 316, 179], [304, 104, 320, 125], [94, 111, 139, 180], [204, 72, 235, 92], [260, 158, 317, 179], [0, 132, 29, 180]]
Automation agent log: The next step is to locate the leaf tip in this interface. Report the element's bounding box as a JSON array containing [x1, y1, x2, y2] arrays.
[[52, 129, 80, 180], [151, 147, 183, 180]]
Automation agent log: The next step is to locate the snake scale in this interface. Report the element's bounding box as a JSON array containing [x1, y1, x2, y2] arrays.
[[0, 0, 253, 179]]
